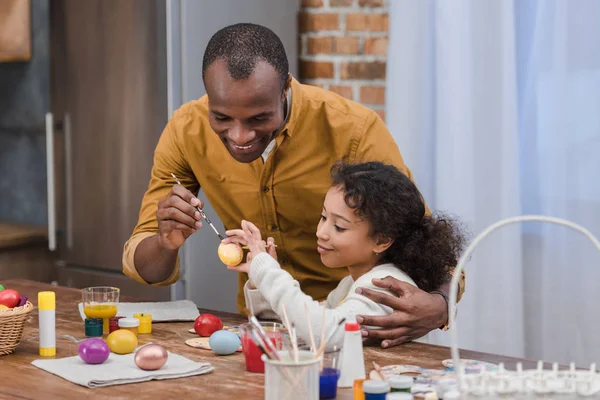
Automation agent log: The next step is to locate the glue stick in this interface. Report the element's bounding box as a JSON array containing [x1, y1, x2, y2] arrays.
[[338, 309, 366, 388], [38, 291, 56, 357]]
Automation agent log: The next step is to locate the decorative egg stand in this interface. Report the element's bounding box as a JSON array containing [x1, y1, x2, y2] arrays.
[[448, 215, 600, 397]]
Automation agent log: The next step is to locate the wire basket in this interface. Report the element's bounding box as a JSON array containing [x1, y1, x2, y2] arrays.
[[0, 301, 34, 355], [448, 215, 600, 397]]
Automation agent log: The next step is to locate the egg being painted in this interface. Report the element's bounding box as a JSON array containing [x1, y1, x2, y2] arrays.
[[209, 330, 241, 355], [217, 243, 243, 267], [135, 344, 168, 371]]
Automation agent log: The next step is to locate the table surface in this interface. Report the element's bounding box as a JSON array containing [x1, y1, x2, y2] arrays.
[[0, 279, 535, 400]]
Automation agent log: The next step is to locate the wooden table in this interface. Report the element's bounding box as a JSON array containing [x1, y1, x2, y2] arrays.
[[0, 279, 533, 400]]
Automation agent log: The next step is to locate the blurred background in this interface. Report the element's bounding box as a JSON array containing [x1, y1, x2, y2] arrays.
[[1, 0, 598, 368]]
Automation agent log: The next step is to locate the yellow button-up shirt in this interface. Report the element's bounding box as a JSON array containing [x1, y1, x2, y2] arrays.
[[123, 78, 466, 312]]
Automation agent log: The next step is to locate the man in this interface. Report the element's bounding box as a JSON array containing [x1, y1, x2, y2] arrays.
[[123, 23, 465, 348]]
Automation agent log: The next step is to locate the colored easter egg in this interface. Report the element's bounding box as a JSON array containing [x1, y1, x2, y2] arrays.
[[78, 338, 110, 364], [217, 243, 243, 266], [0, 305, 8, 311], [135, 344, 168, 371], [0, 284, 4, 291], [194, 313, 223, 337], [18, 296, 28, 307], [106, 329, 138, 354], [209, 329, 241, 355], [0, 289, 20, 308]]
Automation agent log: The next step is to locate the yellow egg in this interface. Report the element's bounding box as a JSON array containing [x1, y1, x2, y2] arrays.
[[218, 243, 243, 266], [0, 305, 8, 311], [106, 329, 138, 354]]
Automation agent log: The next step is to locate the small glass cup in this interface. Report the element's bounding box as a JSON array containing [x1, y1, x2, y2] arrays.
[[82, 286, 120, 333], [319, 346, 341, 399], [240, 321, 284, 373]]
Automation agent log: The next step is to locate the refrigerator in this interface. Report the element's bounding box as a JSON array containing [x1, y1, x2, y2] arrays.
[[45, 0, 298, 308], [47, 0, 171, 300]]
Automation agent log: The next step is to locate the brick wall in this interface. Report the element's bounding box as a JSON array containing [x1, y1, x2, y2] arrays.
[[298, 0, 388, 121]]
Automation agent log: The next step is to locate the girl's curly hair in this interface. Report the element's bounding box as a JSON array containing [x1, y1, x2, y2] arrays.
[[330, 161, 467, 292]]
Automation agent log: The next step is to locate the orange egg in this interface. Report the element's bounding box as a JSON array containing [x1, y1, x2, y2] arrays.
[[218, 243, 243, 266]]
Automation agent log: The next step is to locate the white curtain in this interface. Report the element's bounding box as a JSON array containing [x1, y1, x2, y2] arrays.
[[387, 0, 600, 367]]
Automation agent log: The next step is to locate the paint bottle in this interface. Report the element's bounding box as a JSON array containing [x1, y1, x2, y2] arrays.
[[118, 317, 140, 337], [109, 316, 125, 333], [38, 291, 56, 357], [133, 313, 152, 334], [389, 375, 413, 392], [337, 309, 365, 388], [353, 378, 366, 400], [362, 380, 389, 400], [85, 318, 103, 337], [386, 393, 413, 400]]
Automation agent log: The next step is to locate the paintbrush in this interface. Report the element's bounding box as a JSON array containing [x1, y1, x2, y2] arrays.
[[241, 244, 278, 249], [304, 304, 317, 353], [372, 361, 386, 381], [170, 173, 224, 240], [314, 317, 346, 359], [249, 316, 281, 359]]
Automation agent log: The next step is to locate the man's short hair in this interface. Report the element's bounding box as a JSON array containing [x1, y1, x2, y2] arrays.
[[202, 23, 289, 91]]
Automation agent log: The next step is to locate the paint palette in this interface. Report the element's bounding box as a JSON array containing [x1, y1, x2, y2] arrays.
[[184, 337, 243, 353], [369, 359, 498, 397], [185, 325, 242, 352], [187, 325, 240, 335]]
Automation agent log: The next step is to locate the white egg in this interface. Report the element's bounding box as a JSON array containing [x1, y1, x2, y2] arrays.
[[209, 330, 241, 355]]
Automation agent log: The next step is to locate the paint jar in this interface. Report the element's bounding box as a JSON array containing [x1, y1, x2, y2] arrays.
[[263, 350, 321, 400], [118, 317, 140, 336], [109, 316, 124, 333], [389, 376, 413, 393], [240, 321, 283, 373], [84, 318, 103, 337], [362, 379, 390, 400], [386, 393, 414, 400], [353, 378, 366, 400], [133, 313, 152, 334], [319, 346, 341, 399]]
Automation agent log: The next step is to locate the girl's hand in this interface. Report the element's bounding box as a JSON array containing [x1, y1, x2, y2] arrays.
[[222, 220, 278, 274]]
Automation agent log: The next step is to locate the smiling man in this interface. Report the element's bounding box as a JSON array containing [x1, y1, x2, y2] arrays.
[[123, 23, 465, 348]]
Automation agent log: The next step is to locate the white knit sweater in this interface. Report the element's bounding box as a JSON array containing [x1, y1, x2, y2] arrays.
[[244, 252, 427, 350]]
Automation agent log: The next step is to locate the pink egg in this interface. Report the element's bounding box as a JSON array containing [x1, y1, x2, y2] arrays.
[[134, 344, 168, 371], [78, 338, 110, 364]]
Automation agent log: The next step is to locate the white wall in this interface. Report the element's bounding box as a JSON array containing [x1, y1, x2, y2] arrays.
[[167, 0, 298, 312]]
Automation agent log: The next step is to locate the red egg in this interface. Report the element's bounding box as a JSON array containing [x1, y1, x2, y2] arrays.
[[194, 313, 223, 337], [135, 344, 168, 371]]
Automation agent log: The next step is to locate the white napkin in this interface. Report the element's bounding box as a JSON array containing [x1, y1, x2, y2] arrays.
[[78, 300, 200, 322], [32, 351, 213, 388]]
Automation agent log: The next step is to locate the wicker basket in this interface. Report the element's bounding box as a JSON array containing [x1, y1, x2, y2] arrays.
[[0, 301, 34, 355]]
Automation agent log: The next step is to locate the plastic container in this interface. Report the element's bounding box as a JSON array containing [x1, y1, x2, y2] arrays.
[[337, 310, 365, 388], [118, 317, 140, 336], [85, 318, 103, 337], [389, 375, 413, 393], [262, 350, 321, 400], [362, 379, 390, 400], [109, 316, 125, 333], [133, 313, 152, 334], [354, 378, 366, 400], [386, 393, 414, 400], [38, 291, 56, 357]]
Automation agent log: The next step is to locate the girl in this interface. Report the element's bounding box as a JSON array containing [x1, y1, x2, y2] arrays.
[[222, 161, 466, 348]]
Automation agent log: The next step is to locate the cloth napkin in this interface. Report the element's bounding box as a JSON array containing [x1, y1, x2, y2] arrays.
[[78, 300, 200, 322], [32, 351, 213, 388]]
